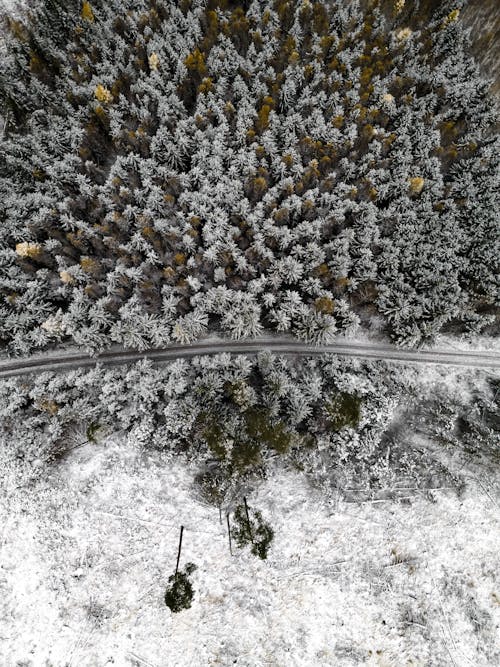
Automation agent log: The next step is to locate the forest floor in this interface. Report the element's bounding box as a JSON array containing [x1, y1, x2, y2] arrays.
[[1, 435, 499, 667]]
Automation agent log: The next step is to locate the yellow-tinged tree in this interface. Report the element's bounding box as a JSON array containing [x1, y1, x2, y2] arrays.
[[81, 1, 94, 22]]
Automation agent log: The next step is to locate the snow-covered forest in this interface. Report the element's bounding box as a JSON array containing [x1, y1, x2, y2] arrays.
[[1, 351, 498, 502], [0, 0, 498, 353]]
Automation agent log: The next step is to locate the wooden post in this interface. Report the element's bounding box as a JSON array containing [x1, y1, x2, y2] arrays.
[[243, 497, 253, 541], [175, 525, 184, 576], [226, 513, 233, 556]]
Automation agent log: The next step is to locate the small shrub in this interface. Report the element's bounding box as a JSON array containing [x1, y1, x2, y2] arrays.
[[164, 563, 197, 613], [86, 421, 101, 442], [230, 501, 274, 560]]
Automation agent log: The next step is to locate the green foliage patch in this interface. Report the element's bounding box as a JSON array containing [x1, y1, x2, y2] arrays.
[[230, 502, 274, 560], [325, 392, 362, 431], [164, 563, 197, 613], [243, 407, 294, 454], [198, 404, 294, 473]]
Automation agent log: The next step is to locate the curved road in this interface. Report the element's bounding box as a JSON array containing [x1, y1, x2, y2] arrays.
[[0, 338, 498, 379]]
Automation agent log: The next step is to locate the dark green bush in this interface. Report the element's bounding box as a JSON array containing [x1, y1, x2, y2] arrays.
[[164, 563, 197, 613], [230, 502, 274, 560]]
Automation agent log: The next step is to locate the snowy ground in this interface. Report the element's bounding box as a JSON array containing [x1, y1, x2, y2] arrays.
[[1, 436, 499, 667]]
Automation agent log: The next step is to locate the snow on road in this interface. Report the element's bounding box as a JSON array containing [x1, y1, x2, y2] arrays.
[[1, 437, 499, 666], [0, 338, 499, 379]]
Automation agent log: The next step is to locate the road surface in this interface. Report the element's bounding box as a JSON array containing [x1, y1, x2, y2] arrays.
[[0, 338, 498, 379]]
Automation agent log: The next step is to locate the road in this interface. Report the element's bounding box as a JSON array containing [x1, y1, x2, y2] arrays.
[[0, 338, 498, 379]]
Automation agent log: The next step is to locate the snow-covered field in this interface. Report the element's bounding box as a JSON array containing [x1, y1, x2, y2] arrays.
[[1, 436, 499, 667]]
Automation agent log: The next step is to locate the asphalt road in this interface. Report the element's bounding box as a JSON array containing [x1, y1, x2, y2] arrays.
[[0, 338, 498, 379]]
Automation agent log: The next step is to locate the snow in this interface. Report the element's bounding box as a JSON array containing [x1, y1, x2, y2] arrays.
[[429, 334, 500, 354], [1, 436, 499, 666], [0, 0, 23, 13]]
